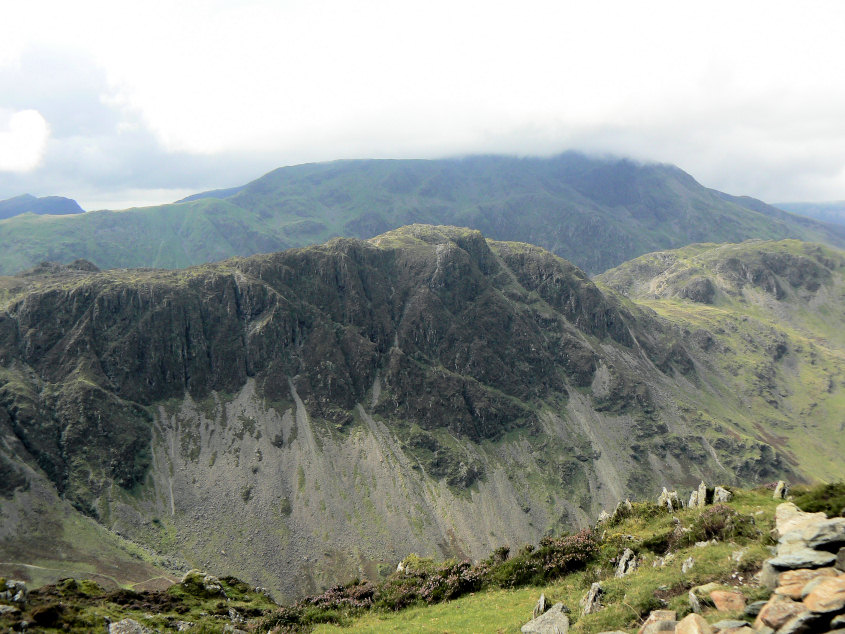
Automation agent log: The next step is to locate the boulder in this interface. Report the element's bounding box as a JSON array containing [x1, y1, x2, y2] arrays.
[[698, 481, 708, 507], [778, 566, 837, 587], [521, 602, 569, 634], [597, 510, 611, 524], [768, 549, 837, 571], [800, 575, 832, 599], [109, 620, 153, 634], [689, 490, 699, 507], [801, 518, 845, 552], [775, 503, 827, 538], [774, 480, 789, 500], [755, 599, 807, 630], [709, 590, 745, 612], [777, 610, 826, 634], [533, 593, 547, 619], [638, 610, 677, 634], [0, 580, 27, 603], [760, 561, 780, 589], [711, 620, 749, 631], [802, 575, 845, 613], [688, 590, 701, 614], [682, 556, 695, 573], [838, 546, 845, 572], [676, 613, 712, 634], [610, 499, 634, 524], [181, 570, 226, 598], [713, 486, 732, 503], [615, 548, 637, 578], [691, 582, 721, 598], [744, 600, 768, 617], [581, 582, 602, 615], [658, 488, 681, 512]]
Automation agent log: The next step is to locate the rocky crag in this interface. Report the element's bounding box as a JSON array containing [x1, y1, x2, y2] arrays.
[[1, 227, 844, 600]]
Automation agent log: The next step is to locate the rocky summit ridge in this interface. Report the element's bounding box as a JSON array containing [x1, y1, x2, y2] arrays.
[[0, 226, 843, 601]]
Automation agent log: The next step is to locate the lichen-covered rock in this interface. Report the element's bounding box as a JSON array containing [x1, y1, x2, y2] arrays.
[[533, 593, 547, 619], [698, 481, 708, 507], [754, 599, 807, 630], [581, 582, 602, 615], [769, 549, 837, 571], [709, 590, 745, 612], [774, 480, 789, 499], [775, 503, 828, 538], [638, 610, 677, 634], [615, 548, 637, 578], [800, 518, 845, 552], [689, 490, 699, 508], [713, 486, 732, 503], [109, 619, 153, 634], [675, 613, 712, 634], [658, 488, 682, 511], [521, 602, 569, 634], [775, 566, 838, 600], [777, 610, 826, 634], [180, 570, 226, 598], [802, 575, 845, 613]]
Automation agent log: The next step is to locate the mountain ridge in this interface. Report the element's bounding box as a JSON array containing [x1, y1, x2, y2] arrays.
[[0, 194, 84, 220], [1, 153, 843, 275], [1, 228, 843, 600]]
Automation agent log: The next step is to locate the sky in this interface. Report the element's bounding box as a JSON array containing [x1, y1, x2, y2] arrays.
[[2, 0, 845, 210]]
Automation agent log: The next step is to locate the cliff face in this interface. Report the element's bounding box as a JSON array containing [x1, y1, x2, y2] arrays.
[[1, 227, 841, 599]]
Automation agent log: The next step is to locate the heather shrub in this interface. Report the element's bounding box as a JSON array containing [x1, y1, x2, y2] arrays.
[[488, 529, 599, 587], [680, 504, 758, 546], [792, 481, 845, 517]]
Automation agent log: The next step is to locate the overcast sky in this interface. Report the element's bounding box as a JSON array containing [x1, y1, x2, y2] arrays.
[[2, 0, 845, 210]]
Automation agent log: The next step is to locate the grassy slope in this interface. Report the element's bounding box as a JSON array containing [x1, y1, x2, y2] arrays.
[[313, 488, 782, 633], [597, 240, 845, 482], [2, 154, 844, 275], [0, 483, 177, 591]]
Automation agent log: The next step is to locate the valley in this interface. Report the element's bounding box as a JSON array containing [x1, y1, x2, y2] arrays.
[[1, 226, 843, 603]]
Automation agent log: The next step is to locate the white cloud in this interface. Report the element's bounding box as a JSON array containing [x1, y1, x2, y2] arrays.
[[3, 0, 845, 204], [0, 109, 50, 172]]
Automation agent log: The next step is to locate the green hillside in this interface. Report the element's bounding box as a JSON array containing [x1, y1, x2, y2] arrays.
[[1, 154, 843, 275]]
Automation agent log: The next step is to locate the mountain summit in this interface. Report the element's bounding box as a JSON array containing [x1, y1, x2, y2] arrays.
[[1, 154, 842, 275]]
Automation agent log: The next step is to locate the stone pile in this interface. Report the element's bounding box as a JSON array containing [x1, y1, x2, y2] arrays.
[[751, 501, 845, 634], [612, 501, 845, 634]]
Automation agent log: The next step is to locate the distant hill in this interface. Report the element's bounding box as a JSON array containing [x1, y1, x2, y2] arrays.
[[1, 153, 843, 275], [0, 194, 84, 220], [776, 200, 845, 226], [175, 185, 245, 203]]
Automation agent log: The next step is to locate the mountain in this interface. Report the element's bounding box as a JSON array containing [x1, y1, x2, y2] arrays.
[[1, 153, 844, 275], [1, 227, 843, 600], [776, 201, 845, 226], [0, 194, 84, 220]]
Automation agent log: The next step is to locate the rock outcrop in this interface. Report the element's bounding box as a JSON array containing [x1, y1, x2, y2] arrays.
[[751, 502, 845, 634]]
